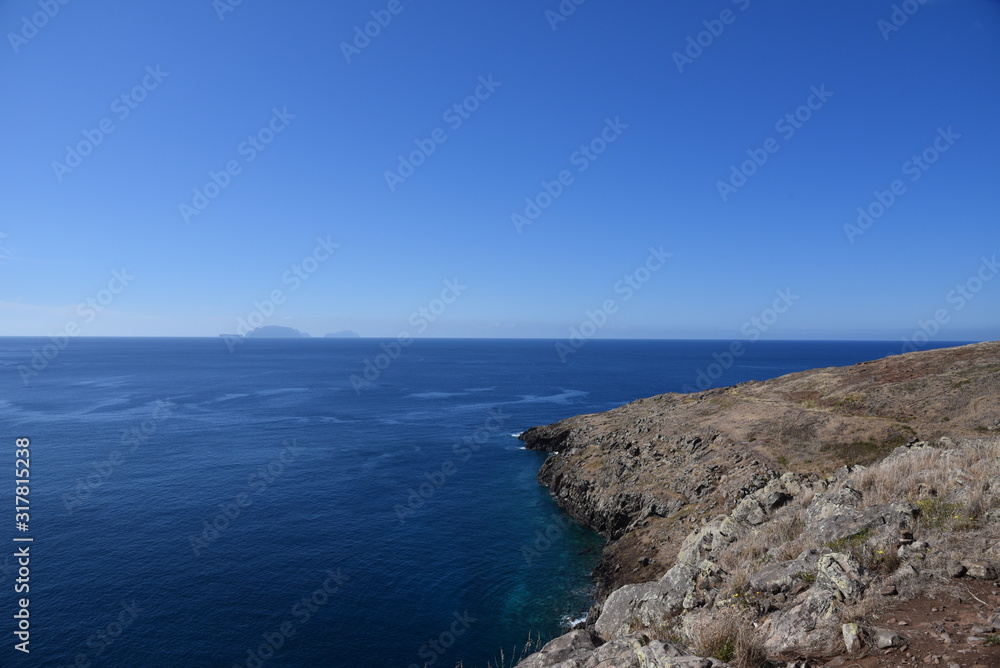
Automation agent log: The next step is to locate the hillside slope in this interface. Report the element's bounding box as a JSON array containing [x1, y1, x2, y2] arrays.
[[519, 341, 1000, 598]]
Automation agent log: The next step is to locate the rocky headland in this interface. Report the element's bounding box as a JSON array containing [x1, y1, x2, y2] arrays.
[[512, 341, 1000, 668]]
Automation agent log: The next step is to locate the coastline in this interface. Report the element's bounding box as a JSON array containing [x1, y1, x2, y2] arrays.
[[513, 341, 1000, 667]]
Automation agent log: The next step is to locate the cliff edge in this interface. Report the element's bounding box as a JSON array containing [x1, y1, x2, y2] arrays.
[[514, 341, 1000, 667]]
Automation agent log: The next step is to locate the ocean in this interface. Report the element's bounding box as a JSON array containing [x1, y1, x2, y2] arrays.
[[0, 337, 968, 667]]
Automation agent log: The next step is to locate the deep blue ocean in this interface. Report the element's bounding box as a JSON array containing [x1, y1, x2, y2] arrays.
[[0, 338, 968, 667]]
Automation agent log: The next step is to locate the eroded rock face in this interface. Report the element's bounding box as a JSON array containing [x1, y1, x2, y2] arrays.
[[594, 564, 698, 641]]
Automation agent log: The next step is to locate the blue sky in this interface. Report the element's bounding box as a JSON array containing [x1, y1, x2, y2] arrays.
[[1, 0, 998, 340]]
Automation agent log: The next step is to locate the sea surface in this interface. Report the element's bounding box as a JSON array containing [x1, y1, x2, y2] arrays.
[[0, 337, 969, 667]]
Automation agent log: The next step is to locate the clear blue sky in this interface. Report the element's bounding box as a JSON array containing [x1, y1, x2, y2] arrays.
[[2, 0, 998, 340]]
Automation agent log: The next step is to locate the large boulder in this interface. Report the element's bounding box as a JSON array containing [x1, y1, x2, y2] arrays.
[[758, 588, 841, 657], [804, 499, 916, 545], [594, 564, 698, 640], [748, 551, 820, 595]]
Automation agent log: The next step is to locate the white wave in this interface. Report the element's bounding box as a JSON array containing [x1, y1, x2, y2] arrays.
[[515, 389, 588, 404], [209, 393, 250, 403], [255, 387, 309, 396]]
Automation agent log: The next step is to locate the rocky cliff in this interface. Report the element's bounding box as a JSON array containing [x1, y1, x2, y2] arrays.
[[513, 341, 1000, 667]]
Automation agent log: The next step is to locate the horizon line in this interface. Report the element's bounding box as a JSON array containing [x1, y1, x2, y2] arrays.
[[0, 335, 990, 343]]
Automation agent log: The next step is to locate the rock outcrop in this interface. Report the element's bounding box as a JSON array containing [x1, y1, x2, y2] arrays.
[[512, 342, 1000, 667]]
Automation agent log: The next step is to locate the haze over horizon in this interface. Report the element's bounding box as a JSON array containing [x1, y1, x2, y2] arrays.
[[2, 1, 998, 343]]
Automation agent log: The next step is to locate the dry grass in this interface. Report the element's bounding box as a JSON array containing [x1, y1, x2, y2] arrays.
[[477, 632, 543, 668], [686, 608, 767, 668], [716, 504, 818, 573], [849, 439, 1000, 509]]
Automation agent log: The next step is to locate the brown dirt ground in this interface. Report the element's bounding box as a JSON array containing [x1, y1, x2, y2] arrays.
[[822, 580, 1000, 668]]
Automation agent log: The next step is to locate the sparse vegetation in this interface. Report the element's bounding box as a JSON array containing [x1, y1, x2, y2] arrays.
[[851, 440, 1000, 511], [793, 570, 816, 584], [475, 633, 543, 668], [687, 608, 767, 668]]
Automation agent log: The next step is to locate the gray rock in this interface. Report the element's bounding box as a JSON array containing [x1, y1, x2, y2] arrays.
[[816, 552, 868, 602], [655, 658, 713, 668], [898, 540, 929, 560], [677, 515, 748, 566], [594, 564, 698, 640], [873, 627, 906, 649], [946, 560, 966, 578], [961, 560, 997, 580], [760, 589, 840, 656], [587, 636, 643, 667], [515, 630, 595, 668], [804, 498, 916, 546], [633, 640, 685, 662], [514, 634, 724, 668], [749, 557, 816, 595], [842, 622, 863, 653], [762, 490, 793, 512]]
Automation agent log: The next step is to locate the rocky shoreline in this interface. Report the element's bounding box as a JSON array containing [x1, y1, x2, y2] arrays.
[[511, 341, 1000, 668]]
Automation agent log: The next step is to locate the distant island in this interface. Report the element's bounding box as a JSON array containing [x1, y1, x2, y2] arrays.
[[219, 326, 310, 339], [219, 327, 361, 340]]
